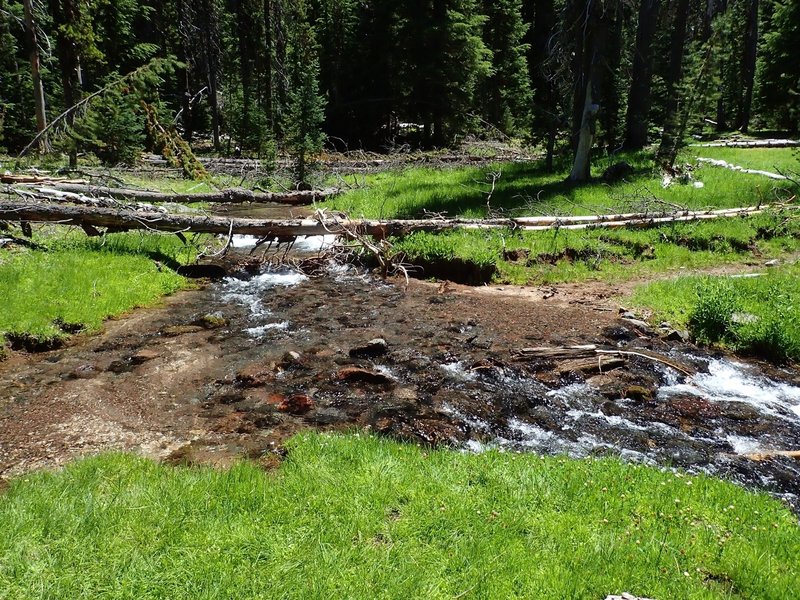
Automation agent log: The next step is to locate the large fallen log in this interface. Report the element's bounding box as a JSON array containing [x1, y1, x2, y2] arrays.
[[12, 183, 337, 206], [0, 201, 795, 241]]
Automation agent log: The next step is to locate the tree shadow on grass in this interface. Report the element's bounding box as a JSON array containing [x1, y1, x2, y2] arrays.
[[390, 156, 658, 219]]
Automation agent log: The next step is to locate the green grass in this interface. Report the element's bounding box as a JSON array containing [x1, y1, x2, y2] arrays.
[[324, 150, 794, 220], [692, 147, 799, 174], [0, 232, 194, 346], [391, 210, 800, 285], [0, 433, 798, 599], [630, 264, 800, 364]]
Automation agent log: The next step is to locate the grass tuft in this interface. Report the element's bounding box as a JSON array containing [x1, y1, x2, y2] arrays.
[[631, 264, 800, 364]]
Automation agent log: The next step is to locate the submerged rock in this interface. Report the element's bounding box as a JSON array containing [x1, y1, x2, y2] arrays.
[[349, 338, 389, 359]]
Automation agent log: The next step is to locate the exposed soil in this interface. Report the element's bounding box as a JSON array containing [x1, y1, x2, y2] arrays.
[[1, 250, 799, 512]]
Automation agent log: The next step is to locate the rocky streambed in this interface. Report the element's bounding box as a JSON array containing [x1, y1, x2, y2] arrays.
[[1, 237, 799, 512]]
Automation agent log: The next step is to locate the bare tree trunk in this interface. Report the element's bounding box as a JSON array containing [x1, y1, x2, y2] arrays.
[[22, 0, 49, 152], [569, 76, 599, 182], [624, 0, 661, 150], [0, 201, 783, 239]]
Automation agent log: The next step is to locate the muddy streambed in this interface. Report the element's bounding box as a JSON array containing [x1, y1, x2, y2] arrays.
[[1, 235, 800, 513]]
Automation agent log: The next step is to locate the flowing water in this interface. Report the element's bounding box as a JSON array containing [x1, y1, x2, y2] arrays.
[[204, 248, 800, 512]]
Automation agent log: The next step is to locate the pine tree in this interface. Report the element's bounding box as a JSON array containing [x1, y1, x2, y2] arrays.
[[395, 0, 490, 147], [479, 0, 532, 135], [756, 0, 799, 132], [282, 0, 326, 187]]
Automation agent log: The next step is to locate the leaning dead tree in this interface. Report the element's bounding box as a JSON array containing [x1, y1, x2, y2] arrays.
[[1, 200, 795, 240]]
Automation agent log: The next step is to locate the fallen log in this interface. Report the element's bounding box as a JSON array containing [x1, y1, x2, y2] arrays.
[[743, 450, 800, 462], [0, 174, 88, 185], [513, 345, 695, 376], [13, 183, 337, 206], [0, 201, 796, 241]]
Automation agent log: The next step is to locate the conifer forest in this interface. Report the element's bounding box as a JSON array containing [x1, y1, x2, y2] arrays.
[[1, 0, 797, 171]]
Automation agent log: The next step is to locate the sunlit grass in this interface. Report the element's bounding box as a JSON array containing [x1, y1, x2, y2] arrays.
[[0, 232, 194, 345], [0, 433, 797, 599], [391, 210, 800, 285], [323, 150, 794, 220], [630, 263, 800, 363], [691, 147, 799, 174]]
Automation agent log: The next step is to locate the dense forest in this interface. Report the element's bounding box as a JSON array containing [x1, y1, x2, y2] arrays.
[[0, 0, 798, 175]]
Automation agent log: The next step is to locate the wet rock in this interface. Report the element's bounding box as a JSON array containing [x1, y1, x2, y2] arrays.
[[177, 264, 227, 279], [393, 387, 418, 401], [194, 312, 228, 329], [534, 370, 561, 387], [215, 388, 246, 405], [211, 412, 255, 434], [468, 336, 494, 350], [349, 338, 389, 359], [161, 324, 205, 337], [336, 366, 394, 386], [621, 318, 654, 335], [716, 401, 760, 421], [624, 385, 652, 402], [278, 394, 314, 415], [587, 371, 658, 401], [376, 416, 466, 446], [601, 325, 637, 342], [665, 394, 721, 419], [306, 407, 348, 425], [131, 349, 160, 365], [600, 401, 624, 417], [69, 363, 98, 379], [236, 363, 275, 387], [662, 329, 689, 342], [107, 359, 133, 374]]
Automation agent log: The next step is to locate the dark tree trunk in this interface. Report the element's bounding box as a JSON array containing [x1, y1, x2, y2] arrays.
[[49, 0, 82, 169], [598, 0, 624, 151], [22, 0, 49, 152], [738, 0, 759, 132], [263, 0, 274, 132], [624, 0, 661, 150], [657, 0, 691, 167]]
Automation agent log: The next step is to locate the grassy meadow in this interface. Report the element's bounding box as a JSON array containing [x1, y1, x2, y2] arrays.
[[1, 433, 798, 599], [324, 148, 797, 220]]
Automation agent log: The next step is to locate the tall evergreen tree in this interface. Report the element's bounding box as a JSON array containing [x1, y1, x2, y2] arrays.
[[283, 0, 326, 187], [623, 0, 661, 149], [395, 0, 490, 147], [756, 0, 799, 132], [479, 0, 532, 135]]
